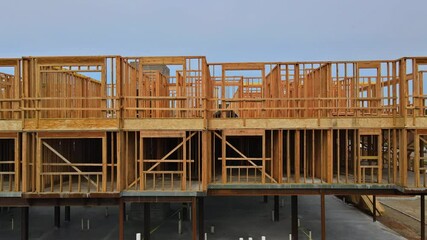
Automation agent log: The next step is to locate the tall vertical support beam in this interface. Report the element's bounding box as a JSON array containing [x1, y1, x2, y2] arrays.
[[140, 136, 144, 190], [21, 207, 29, 240], [13, 59, 20, 119], [413, 59, 420, 118], [274, 195, 279, 222], [101, 58, 107, 118], [262, 131, 266, 183], [221, 131, 226, 184], [378, 133, 383, 184], [192, 198, 197, 240], [202, 57, 208, 126], [15, 134, 21, 191], [119, 201, 124, 240], [321, 193, 326, 240], [202, 131, 210, 190], [295, 130, 300, 183], [102, 134, 108, 192], [54, 206, 60, 228], [422, 194, 425, 240], [35, 135, 41, 192], [400, 129, 408, 186], [291, 196, 298, 240], [64, 206, 70, 222], [34, 58, 40, 123], [273, 130, 283, 183], [116, 131, 123, 192], [326, 130, 333, 183], [116, 56, 122, 126], [182, 134, 187, 190], [22, 132, 28, 192], [144, 203, 151, 240], [221, 67, 226, 118], [198, 197, 204, 240], [415, 132, 420, 187], [399, 58, 407, 120]]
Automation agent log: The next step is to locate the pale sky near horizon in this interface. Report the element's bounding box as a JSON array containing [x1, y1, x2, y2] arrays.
[[1, 0, 426, 62]]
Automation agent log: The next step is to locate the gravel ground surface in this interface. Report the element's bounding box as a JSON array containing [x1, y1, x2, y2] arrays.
[[378, 196, 426, 240]]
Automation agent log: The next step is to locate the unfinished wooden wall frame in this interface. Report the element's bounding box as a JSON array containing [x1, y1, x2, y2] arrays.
[[0, 59, 21, 120], [32, 131, 118, 194], [123, 130, 203, 191], [0, 132, 20, 192], [22, 56, 119, 121], [121, 57, 208, 119], [0, 55, 426, 197]]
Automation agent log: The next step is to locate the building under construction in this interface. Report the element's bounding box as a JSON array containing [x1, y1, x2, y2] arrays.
[[0, 55, 426, 239]]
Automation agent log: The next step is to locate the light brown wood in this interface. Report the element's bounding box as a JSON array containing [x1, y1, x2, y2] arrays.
[[0, 55, 426, 196]]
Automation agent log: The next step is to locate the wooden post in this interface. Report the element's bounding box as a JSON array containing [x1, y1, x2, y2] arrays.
[[295, 130, 300, 183], [273, 130, 283, 183], [222, 131, 226, 184], [202, 131, 209, 190], [415, 133, 420, 187], [36, 136, 41, 192], [326, 129, 333, 183], [14, 135, 20, 191], [262, 131, 266, 183], [22, 133, 28, 192], [102, 134, 107, 192], [378, 130, 383, 184], [116, 131, 123, 191], [400, 129, 408, 186], [182, 135, 187, 190]]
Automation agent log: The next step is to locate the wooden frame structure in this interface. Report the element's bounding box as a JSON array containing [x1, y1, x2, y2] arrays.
[[0, 55, 426, 239]]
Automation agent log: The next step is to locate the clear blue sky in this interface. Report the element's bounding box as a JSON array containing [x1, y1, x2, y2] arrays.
[[1, 0, 426, 62]]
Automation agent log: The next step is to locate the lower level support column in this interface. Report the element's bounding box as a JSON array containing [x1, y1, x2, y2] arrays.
[[192, 198, 197, 240], [321, 194, 326, 240], [21, 207, 29, 240], [144, 203, 151, 240], [119, 201, 124, 240], [54, 206, 60, 228], [65, 206, 70, 222], [274, 195, 279, 222], [291, 196, 298, 240], [198, 197, 204, 240], [422, 194, 425, 240], [373, 195, 377, 222]]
